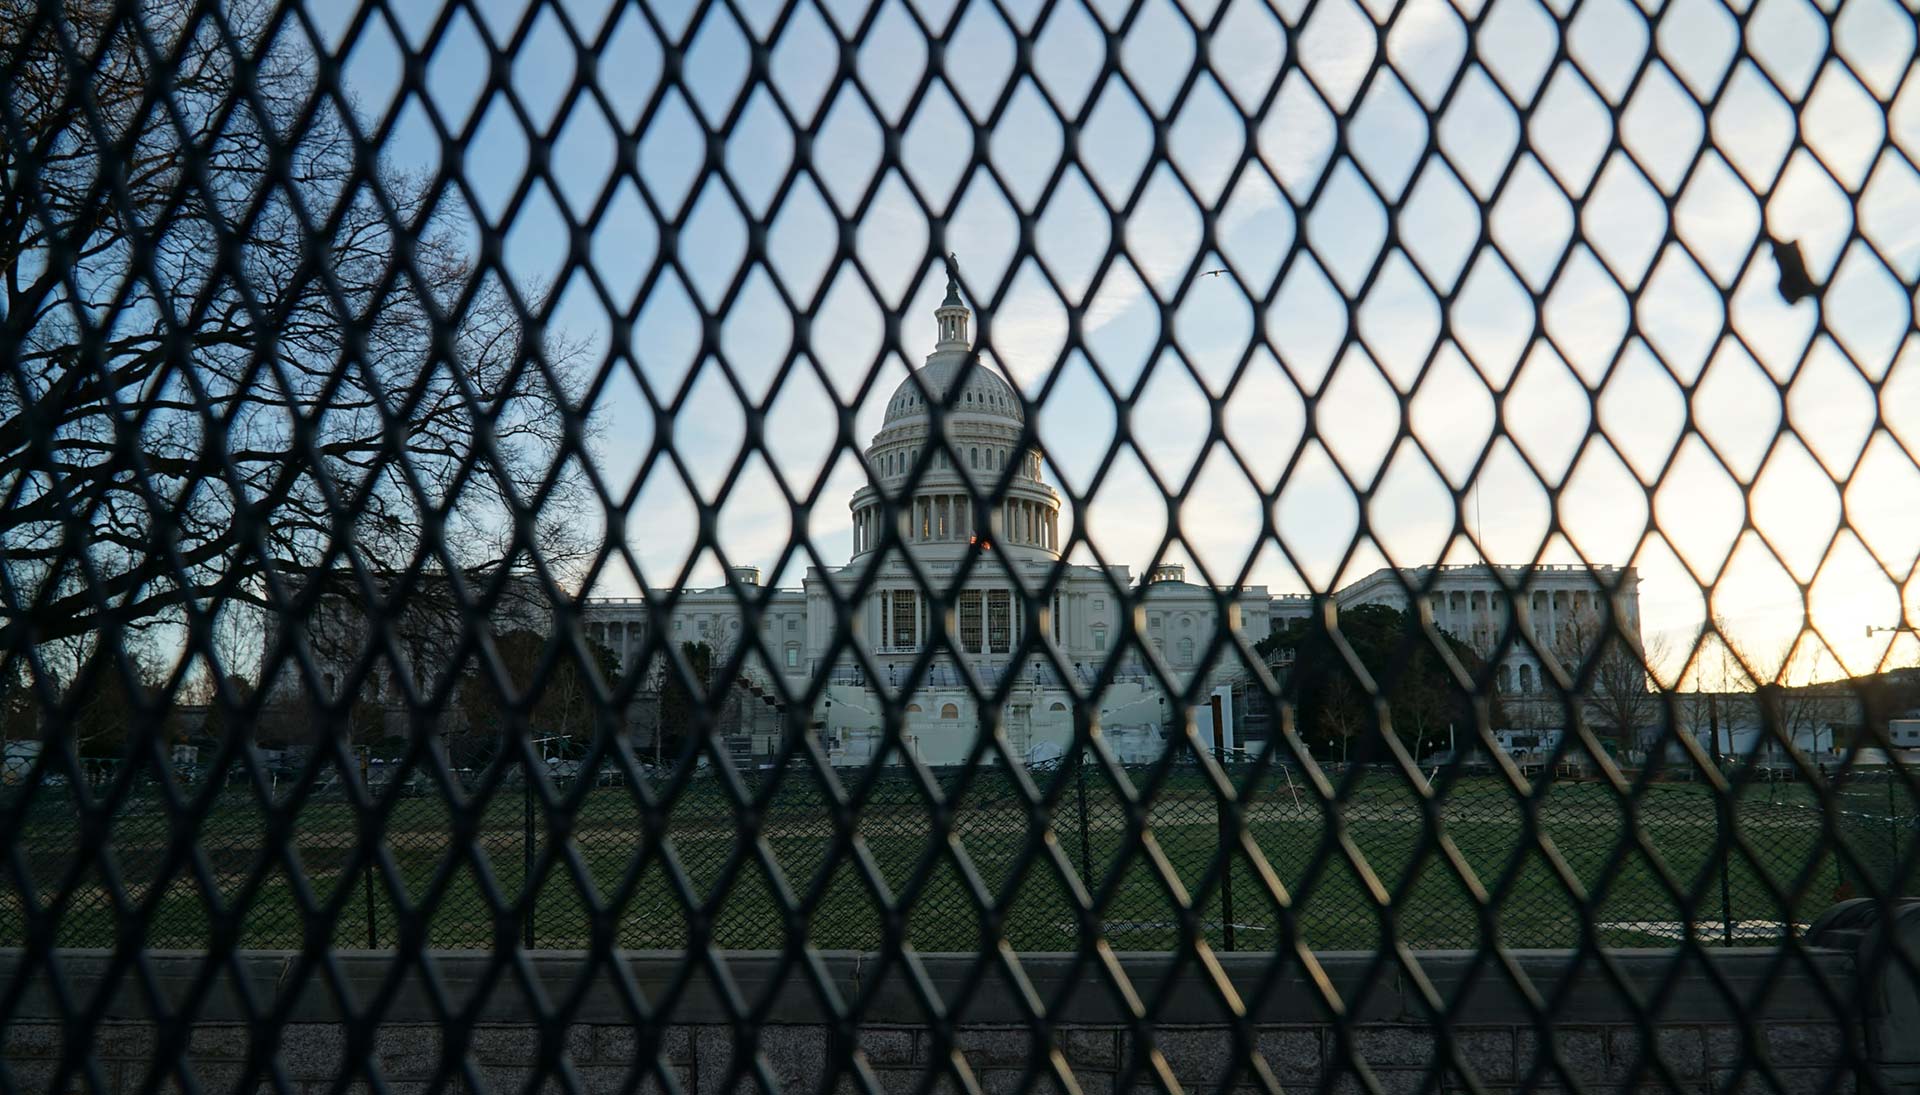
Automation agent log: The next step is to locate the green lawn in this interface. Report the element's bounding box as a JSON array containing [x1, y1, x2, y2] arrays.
[[3, 767, 1912, 953]]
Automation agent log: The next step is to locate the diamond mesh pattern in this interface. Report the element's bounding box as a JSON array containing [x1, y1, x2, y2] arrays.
[[2, 0, 1919, 1093]]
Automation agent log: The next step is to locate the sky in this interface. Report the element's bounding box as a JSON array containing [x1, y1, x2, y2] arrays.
[[301, 0, 1920, 685]]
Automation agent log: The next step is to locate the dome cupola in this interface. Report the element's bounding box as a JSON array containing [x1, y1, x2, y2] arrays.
[[935, 256, 970, 351]]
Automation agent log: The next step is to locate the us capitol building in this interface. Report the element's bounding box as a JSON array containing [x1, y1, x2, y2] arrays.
[[585, 269, 1644, 767]]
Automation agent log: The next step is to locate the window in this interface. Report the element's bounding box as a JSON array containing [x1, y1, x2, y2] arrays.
[[1050, 702, 1067, 712], [1498, 665, 1511, 692], [674, 619, 683, 632], [1520, 664, 1534, 693], [892, 590, 917, 649], [940, 704, 959, 719], [1091, 627, 1106, 652], [960, 590, 983, 653], [970, 448, 978, 468], [787, 618, 798, 631], [1177, 638, 1194, 664], [698, 619, 710, 636], [906, 704, 922, 713], [785, 644, 799, 668], [988, 589, 1012, 653]]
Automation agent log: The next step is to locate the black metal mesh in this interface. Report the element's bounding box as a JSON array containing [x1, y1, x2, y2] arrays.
[[2, 0, 1919, 1093], [7, 760, 1915, 953]]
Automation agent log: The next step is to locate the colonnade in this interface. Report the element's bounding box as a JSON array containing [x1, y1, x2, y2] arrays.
[[1431, 587, 1603, 645], [587, 619, 645, 667], [852, 495, 1060, 553]]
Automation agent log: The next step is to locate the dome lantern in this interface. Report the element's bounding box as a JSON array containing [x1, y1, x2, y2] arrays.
[[935, 253, 969, 351]]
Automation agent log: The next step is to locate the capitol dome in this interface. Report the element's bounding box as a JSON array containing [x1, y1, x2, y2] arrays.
[[880, 353, 1025, 428], [850, 262, 1062, 561], [880, 276, 1024, 428]]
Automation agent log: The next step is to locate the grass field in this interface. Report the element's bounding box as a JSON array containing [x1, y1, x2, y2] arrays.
[[3, 765, 1913, 953]]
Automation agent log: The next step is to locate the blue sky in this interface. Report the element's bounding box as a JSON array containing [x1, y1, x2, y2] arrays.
[[308, 0, 1920, 684]]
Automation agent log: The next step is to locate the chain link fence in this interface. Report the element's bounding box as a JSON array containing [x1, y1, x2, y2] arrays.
[[4, 0, 1920, 1091]]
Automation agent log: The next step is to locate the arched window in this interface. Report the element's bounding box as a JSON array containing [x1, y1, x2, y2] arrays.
[[1049, 702, 1067, 712], [906, 704, 922, 713], [940, 704, 960, 719], [1519, 665, 1534, 693], [970, 448, 978, 467], [1498, 665, 1511, 692], [1177, 638, 1194, 664]]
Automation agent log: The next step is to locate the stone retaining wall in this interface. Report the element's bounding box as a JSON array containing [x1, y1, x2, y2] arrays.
[[0, 1017, 1861, 1094]]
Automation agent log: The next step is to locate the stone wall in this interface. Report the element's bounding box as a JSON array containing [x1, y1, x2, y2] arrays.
[[0, 1017, 1860, 1094], [5, 902, 1914, 1095]]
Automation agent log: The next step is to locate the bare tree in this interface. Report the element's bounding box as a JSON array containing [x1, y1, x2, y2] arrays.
[[1550, 610, 1664, 758], [0, 3, 595, 680]]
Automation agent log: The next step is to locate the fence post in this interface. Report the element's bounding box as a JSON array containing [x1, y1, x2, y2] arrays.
[[525, 761, 536, 949], [1076, 747, 1092, 892], [361, 749, 377, 948], [1711, 695, 1733, 944], [1212, 697, 1235, 952]]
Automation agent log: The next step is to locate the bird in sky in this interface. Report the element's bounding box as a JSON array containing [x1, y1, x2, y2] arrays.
[[1201, 269, 1228, 278]]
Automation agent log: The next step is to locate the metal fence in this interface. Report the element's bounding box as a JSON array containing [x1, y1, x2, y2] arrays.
[[4, 0, 1920, 1092]]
